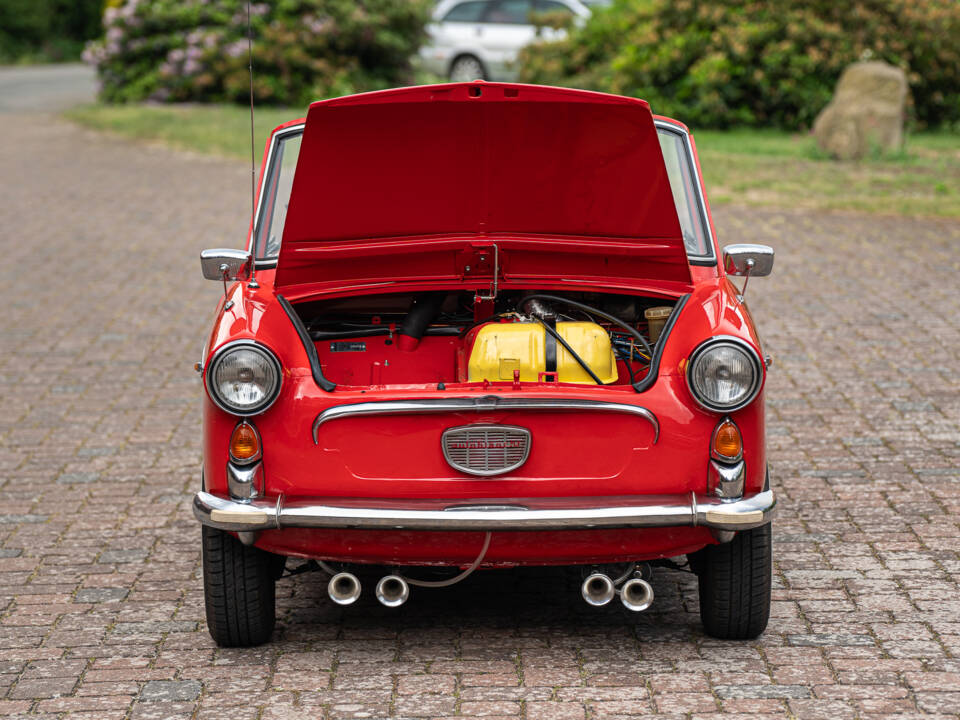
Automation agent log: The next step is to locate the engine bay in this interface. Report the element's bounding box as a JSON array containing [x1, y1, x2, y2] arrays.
[[295, 291, 678, 389]]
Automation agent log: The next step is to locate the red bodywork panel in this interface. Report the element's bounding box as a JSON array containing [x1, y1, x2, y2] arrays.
[[275, 83, 692, 301], [200, 85, 767, 567], [202, 273, 766, 566]]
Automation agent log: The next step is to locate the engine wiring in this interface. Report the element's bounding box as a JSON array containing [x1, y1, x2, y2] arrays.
[[302, 291, 665, 387]]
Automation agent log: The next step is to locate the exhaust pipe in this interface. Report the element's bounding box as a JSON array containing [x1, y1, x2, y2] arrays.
[[620, 577, 654, 612], [327, 572, 361, 606], [375, 575, 410, 608], [581, 573, 615, 607]]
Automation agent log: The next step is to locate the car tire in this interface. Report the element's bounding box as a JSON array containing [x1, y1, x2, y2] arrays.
[[690, 523, 772, 640], [449, 55, 486, 82], [202, 526, 281, 647]]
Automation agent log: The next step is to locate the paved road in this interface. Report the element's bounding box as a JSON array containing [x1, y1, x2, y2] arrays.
[[0, 65, 96, 113], [2, 107, 960, 719]]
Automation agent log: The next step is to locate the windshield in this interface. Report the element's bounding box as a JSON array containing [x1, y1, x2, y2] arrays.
[[256, 124, 712, 261], [656, 126, 711, 257], [254, 129, 302, 259]]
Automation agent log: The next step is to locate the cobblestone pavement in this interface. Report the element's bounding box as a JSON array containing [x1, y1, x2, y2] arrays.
[[2, 112, 960, 720]]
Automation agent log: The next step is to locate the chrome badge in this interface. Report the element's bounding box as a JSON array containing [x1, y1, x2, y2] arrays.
[[442, 425, 531, 477]]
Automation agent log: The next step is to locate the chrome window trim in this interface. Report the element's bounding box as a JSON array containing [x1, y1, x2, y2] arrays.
[[653, 119, 716, 265], [441, 424, 532, 477], [686, 335, 764, 413], [312, 396, 659, 444], [253, 123, 305, 262], [205, 339, 283, 417]]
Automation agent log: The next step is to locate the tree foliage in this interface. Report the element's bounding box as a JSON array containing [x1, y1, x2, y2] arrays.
[[517, 0, 960, 129], [0, 0, 103, 62], [84, 0, 432, 105]]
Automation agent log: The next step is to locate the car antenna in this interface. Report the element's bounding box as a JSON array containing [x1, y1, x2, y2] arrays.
[[246, 0, 259, 289]]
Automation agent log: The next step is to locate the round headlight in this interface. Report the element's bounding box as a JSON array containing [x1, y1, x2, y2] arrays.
[[206, 341, 282, 415], [687, 338, 763, 412]]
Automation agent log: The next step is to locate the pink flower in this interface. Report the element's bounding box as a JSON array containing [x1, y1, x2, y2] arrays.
[[226, 40, 247, 58]]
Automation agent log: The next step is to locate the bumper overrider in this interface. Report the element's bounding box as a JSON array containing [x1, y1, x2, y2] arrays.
[[193, 489, 775, 533]]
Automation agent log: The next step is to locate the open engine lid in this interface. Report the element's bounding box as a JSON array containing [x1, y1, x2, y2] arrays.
[[275, 82, 693, 299]]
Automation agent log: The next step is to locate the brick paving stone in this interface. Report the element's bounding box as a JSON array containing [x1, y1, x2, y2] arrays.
[[138, 680, 202, 702], [1, 112, 960, 719], [526, 702, 587, 720]]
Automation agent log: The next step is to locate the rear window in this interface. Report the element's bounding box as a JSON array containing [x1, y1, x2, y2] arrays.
[[487, 0, 533, 24], [536, 0, 573, 14], [442, 1, 489, 22]]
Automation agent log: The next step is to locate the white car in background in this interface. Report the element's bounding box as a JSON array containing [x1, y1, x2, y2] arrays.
[[420, 0, 598, 82]]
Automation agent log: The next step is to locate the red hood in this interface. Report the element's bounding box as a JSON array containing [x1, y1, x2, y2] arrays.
[[276, 83, 692, 299]]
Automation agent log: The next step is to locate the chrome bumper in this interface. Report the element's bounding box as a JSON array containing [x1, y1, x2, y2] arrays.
[[193, 489, 775, 533]]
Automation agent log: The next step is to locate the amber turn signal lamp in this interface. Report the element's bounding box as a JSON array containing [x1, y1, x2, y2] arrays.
[[712, 419, 742, 460], [229, 422, 260, 463]]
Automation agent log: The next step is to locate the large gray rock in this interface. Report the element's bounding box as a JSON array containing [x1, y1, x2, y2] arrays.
[[813, 61, 908, 160]]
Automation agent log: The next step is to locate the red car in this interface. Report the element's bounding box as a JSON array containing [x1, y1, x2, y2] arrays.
[[194, 82, 776, 647]]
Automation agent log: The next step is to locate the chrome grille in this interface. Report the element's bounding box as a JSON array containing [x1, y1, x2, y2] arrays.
[[441, 425, 531, 477]]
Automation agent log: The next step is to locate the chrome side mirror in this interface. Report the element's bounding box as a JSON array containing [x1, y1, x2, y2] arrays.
[[201, 249, 252, 310], [722, 244, 774, 300], [201, 248, 252, 281]]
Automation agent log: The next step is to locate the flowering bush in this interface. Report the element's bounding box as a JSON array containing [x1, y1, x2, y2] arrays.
[[517, 0, 960, 129], [84, 0, 432, 105]]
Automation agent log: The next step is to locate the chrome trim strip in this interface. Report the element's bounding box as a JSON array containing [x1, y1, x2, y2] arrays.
[[193, 489, 775, 532], [312, 396, 659, 444], [708, 459, 745, 501], [226, 461, 263, 502]]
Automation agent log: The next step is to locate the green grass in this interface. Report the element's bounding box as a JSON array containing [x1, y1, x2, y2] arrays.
[[64, 103, 302, 159], [692, 128, 960, 218], [64, 102, 960, 218]]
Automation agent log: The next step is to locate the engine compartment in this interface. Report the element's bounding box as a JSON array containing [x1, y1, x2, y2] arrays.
[[294, 291, 678, 389]]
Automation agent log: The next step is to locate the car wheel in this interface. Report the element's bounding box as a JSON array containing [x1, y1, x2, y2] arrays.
[[690, 523, 772, 639], [449, 55, 486, 82], [201, 526, 281, 647]]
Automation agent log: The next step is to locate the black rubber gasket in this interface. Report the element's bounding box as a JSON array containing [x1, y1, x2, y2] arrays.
[[277, 294, 336, 392], [631, 294, 690, 393]]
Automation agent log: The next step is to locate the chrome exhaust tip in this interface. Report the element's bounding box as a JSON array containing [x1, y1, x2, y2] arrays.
[[581, 572, 615, 607], [327, 572, 361, 606], [375, 575, 410, 608], [620, 577, 654, 612]]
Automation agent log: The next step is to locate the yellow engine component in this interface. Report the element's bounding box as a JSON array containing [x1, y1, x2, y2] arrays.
[[467, 321, 618, 384]]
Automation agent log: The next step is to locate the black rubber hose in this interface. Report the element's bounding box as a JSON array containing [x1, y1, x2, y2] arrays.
[[617, 353, 637, 385], [521, 294, 654, 358], [399, 292, 447, 347], [535, 318, 605, 385]]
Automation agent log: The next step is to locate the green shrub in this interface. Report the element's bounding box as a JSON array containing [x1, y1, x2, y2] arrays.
[[84, 0, 432, 106], [517, 0, 960, 130], [0, 0, 103, 63]]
